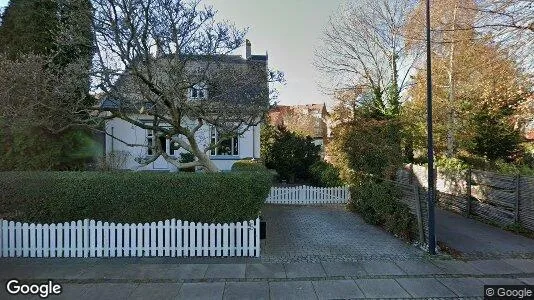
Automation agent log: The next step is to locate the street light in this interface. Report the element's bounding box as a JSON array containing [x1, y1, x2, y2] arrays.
[[425, 0, 436, 255]]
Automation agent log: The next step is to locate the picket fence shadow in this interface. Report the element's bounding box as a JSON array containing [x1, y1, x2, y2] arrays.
[[266, 185, 350, 204], [0, 218, 260, 258]]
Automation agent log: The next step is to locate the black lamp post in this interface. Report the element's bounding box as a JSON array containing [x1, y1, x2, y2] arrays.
[[425, 0, 436, 255]]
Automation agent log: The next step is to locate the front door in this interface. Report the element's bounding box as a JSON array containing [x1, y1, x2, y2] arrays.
[[153, 135, 169, 169]]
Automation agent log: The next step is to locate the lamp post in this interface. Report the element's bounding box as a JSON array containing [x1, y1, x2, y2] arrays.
[[425, 0, 436, 255]]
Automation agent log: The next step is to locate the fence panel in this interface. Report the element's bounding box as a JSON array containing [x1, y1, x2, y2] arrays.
[[0, 218, 259, 258], [266, 186, 349, 204]]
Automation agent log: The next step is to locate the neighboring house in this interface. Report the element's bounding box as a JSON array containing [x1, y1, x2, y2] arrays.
[[268, 103, 330, 156], [100, 42, 266, 171]]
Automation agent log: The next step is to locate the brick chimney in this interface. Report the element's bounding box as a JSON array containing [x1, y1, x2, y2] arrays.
[[245, 39, 251, 59]]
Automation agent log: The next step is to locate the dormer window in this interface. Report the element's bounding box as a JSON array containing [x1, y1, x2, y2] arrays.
[[189, 83, 208, 100]]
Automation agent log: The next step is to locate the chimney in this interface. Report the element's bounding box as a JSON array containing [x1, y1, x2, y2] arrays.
[[245, 39, 251, 59]]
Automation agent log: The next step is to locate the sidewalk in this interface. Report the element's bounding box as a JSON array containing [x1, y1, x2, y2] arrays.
[[1, 257, 533, 299]]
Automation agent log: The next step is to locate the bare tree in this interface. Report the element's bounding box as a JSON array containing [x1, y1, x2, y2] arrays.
[[90, 0, 279, 172], [315, 0, 420, 117]]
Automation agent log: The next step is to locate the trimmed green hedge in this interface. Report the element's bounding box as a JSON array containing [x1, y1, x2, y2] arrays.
[[349, 179, 416, 241], [0, 171, 272, 223], [231, 159, 268, 172], [309, 161, 343, 187]]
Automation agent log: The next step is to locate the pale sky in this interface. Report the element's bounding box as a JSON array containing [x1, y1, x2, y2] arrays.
[[0, 0, 344, 106]]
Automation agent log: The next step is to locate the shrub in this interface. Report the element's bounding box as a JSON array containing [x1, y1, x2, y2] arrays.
[[349, 179, 416, 241], [0, 171, 272, 223], [261, 124, 320, 182], [231, 159, 268, 172], [179, 152, 196, 172], [309, 161, 343, 187]]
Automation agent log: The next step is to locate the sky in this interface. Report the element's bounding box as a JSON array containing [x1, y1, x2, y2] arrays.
[[0, 0, 344, 106]]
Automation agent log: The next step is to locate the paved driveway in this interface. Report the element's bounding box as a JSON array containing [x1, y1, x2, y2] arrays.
[[436, 208, 534, 258], [261, 205, 423, 262]]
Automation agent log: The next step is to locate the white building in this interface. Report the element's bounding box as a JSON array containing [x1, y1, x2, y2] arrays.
[[100, 41, 266, 171]]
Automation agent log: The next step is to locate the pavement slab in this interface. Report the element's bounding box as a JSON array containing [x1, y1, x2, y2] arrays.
[[204, 264, 246, 279], [175, 264, 209, 279], [312, 279, 364, 299], [178, 282, 225, 300], [395, 259, 445, 275], [354, 278, 411, 298], [396, 278, 456, 298], [519, 278, 534, 285], [467, 259, 523, 275], [361, 260, 406, 275], [502, 259, 534, 273], [479, 277, 526, 285], [245, 263, 286, 279], [321, 261, 367, 277], [223, 282, 269, 300], [431, 259, 484, 275], [79, 283, 137, 300], [284, 263, 326, 278], [437, 277, 485, 297], [269, 281, 318, 300], [128, 283, 181, 300]]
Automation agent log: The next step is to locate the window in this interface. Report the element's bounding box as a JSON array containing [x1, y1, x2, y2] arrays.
[[147, 131, 153, 155], [210, 127, 239, 156], [189, 83, 207, 100], [146, 129, 173, 156]]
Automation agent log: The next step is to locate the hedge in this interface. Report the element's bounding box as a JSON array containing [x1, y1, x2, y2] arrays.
[[0, 171, 272, 223], [349, 179, 416, 241], [309, 161, 343, 187], [231, 159, 268, 172]]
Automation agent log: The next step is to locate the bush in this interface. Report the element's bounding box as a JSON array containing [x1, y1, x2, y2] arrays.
[[349, 179, 416, 241], [179, 152, 196, 172], [261, 125, 320, 183], [231, 159, 268, 172], [0, 171, 272, 223], [309, 161, 343, 187]]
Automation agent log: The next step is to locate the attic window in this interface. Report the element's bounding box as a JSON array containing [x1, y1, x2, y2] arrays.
[[189, 83, 207, 100]]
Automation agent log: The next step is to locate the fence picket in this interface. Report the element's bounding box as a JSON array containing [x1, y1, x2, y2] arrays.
[[183, 221, 189, 257], [157, 221, 163, 257], [196, 222, 202, 256], [22, 223, 29, 257], [64, 222, 70, 257], [42, 224, 49, 258], [36, 223, 42, 258], [189, 222, 195, 257], [117, 223, 123, 257], [222, 223, 228, 256], [56, 223, 63, 258], [229, 223, 235, 256], [143, 223, 150, 257], [203, 223, 208, 256], [78, 220, 84, 257], [29, 223, 36, 257], [49, 224, 56, 258], [164, 220, 170, 257], [123, 224, 130, 257], [170, 219, 176, 257], [209, 224, 215, 256], [96, 221, 102, 257], [236, 222, 242, 257], [177, 220, 182, 257], [150, 222, 157, 256], [137, 224, 143, 257]]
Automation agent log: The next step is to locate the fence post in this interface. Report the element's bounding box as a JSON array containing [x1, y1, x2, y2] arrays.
[[514, 174, 520, 223], [466, 169, 472, 217], [413, 185, 425, 244]]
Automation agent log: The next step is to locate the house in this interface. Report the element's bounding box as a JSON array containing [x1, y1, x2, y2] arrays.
[[99, 41, 267, 171], [268, 103, 330, 154]]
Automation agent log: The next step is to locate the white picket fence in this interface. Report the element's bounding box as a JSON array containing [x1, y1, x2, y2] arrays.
[[265, 185, 350, 204], [0, 218, 260, 258]]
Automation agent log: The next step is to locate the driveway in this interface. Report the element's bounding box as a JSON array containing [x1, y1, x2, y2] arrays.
[[436, 208, 534, 258], [261, 204, 423, 262]]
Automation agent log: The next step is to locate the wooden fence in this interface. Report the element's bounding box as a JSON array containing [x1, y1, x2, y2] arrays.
[[398, 164, 534, 231], [265, 186, 350, 204], [0, 218, 260, 258]]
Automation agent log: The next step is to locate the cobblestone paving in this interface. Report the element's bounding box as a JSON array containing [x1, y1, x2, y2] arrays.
[[261, 205, 424, 263]]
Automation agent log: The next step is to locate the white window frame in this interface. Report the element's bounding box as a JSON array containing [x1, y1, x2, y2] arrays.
[[209, 127, 239, 156], [189, 82, 208, 100]]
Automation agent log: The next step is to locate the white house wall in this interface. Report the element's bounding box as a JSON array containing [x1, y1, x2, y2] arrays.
[[105, 116, 260, 171]]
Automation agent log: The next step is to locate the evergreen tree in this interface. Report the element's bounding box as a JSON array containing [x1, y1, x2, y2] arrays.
[[0, 0, 60, 58]]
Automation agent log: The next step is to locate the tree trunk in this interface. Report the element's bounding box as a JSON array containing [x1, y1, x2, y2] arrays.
[[446, 5, 459, 158], [185, 132, 220, 172]]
